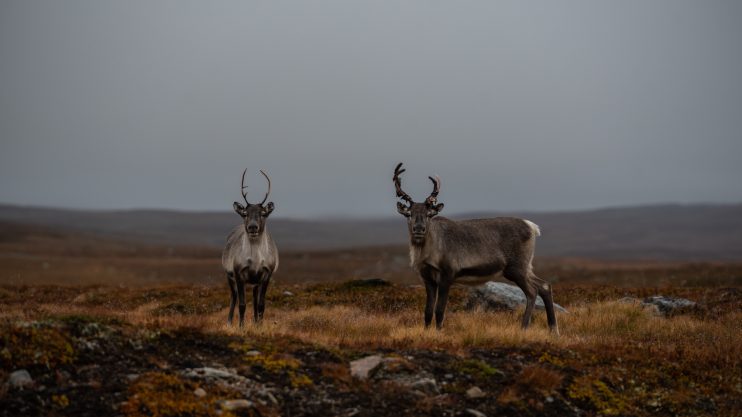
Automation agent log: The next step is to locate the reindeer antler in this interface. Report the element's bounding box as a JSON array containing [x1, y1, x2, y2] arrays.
[[393, 162, 414, 204], [259, 170, 271, 205], [240, 168, 249, 205], [426, 175, 441, 205]]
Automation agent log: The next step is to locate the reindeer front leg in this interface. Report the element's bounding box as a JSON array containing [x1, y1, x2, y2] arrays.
[[252, 269, 270, 323], [257, 271, 271, 322], [236, 275, 247, 328], [227, 272, 237, 325], [421, 268, 438, 328], [435, 279, 452, 330]]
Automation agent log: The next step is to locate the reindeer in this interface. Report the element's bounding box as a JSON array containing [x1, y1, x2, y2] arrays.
[[392, 163, 558, 334], [222, 169, 278, 327]]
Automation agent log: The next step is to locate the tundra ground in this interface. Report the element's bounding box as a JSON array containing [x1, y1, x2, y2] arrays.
[[1, 281, 740, 417]]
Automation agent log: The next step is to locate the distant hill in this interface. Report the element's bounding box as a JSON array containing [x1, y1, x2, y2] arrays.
[[1, 203, 741, 261]]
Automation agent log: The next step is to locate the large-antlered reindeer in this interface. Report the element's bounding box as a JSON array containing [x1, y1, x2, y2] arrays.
[[392, 163, 559, 334], [222, 169, 278, 327]]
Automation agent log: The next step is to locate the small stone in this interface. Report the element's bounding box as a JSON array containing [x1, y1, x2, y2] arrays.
[[466, 409, 487, 417], [466, 386, 486, 399], [221, 399, 253, 411], [282, 291, 294, 297], [444, 373, 454, 379], [350, 355, 383, 379], [126, 374, 140, 382], [409, 377, 438, 394], [545, 396, 554, 403], [193, 388, 206, 398], [183, 367, 245, 381], [244, 350, 261, 357], [9, 370, 33, 389]]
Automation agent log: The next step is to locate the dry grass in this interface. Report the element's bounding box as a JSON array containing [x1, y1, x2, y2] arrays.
[[2, 282, 741, 416], [14, 289, 738, 368]]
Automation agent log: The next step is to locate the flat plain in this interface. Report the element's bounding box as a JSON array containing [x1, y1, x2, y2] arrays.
[[1, 219, 741, 416]]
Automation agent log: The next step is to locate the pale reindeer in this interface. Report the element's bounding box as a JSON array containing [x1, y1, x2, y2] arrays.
[[222, 169, 278, 327], [392, 163, 558, 334]]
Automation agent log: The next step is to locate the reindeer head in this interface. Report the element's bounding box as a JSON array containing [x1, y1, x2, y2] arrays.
[[233, 169, 274, 240], [393, 162, 444, 245]]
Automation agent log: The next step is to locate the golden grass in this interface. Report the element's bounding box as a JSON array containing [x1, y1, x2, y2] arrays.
[[3, 283, 740, 416], [24, 296, 738, 370]]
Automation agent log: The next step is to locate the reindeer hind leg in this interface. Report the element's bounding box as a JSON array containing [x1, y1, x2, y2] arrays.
[[505, 266, 537, 330], [533, 274, 559, 335]]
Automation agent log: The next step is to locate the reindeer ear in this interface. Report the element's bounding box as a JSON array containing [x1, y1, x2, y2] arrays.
[[397, 202, 411, 217], [262, 202, 275, 217], [233, 202, 246, 216], [428, 203, 444, 216]]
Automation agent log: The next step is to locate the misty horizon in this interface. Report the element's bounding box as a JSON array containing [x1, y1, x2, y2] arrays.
[[1, 200, 740, 221]]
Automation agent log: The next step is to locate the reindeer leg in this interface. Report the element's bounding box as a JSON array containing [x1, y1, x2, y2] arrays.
[[252, 282, 262, 324], [236, 274, 247, 328], [533, 274, 559, 335], [435, 280, 451, 330], [506, 266, 537, 330], [258, 272, 271, 322], [227, 272, 237, 326], [423, 278, 437, 328]]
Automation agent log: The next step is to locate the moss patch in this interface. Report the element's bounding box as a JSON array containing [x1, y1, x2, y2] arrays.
[[0, 323, 75, 369]]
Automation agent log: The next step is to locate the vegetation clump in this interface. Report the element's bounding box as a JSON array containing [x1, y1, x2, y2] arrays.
[[122, 372, 241, 417], [0, 323, 76, 369], [568, 375, 630, 415], [454, 358, 504, 380]]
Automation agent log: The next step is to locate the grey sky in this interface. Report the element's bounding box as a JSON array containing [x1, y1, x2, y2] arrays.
[[1, 1, 741, 218]]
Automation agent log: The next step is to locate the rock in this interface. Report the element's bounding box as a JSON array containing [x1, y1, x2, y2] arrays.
[[466, 409, 487, 417], [282, 290, 295, 297], [350, 355, 383, 379], [126, 374, 140, 382], [244, 350, 261, 357], [193, 388, 206, 398], [182, 367, 245, 382], [466, 386, 486, 398], [220, 399, 253, 411], [408, 377, 439, 395], [9, 370, 33, 389], [465, 282, 568, 313], [369, 358, 439, 395], [642, 296, 696, 316]]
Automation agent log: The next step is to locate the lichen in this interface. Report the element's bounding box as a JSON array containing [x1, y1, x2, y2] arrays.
[[538, 352, 565, 368], [52, 394, 69, 409], [568, 375, 629, 415], [0, 323, 76, 369], [122, 372, 241, 417], [454, 358, 503, 379]]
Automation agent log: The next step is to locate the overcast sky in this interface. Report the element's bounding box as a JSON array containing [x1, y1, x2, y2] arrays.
[[1, 1, 741, 218]]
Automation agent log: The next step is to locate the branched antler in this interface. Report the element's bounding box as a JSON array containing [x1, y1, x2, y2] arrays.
[[393, 163, 414, 204], [259, 170, 271, 205], [426, 175, 441, 205], [240, 168, 249, 205], [240, 169, 272, 205]]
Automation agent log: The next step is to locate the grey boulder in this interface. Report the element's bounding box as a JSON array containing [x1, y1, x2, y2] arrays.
[[465, 282, 567, 313]]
